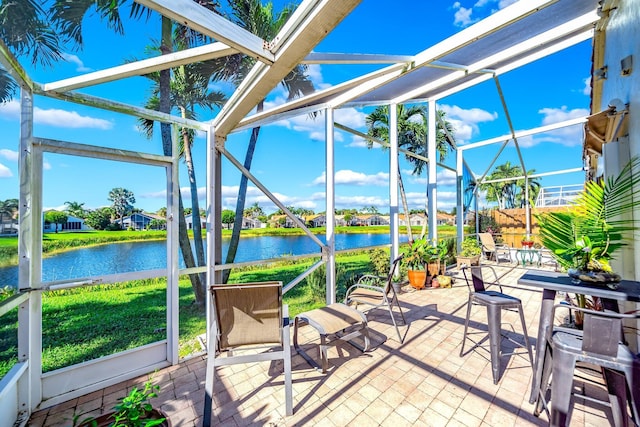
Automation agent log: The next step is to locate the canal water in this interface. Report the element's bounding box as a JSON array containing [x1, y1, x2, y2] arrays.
[[0, 233, 406, 287]]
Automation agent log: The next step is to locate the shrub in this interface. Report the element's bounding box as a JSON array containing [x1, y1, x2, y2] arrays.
[[369, 248, 390, 277], [305, 263, 357, 302]]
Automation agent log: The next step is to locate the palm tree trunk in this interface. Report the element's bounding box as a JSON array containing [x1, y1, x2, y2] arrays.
[[180, 112, 206, 286], [398, 171, 413, 242], [223, 101, 264, 283], [159, 17, 204, 306]]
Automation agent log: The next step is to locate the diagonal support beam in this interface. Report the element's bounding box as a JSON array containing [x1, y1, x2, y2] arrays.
[[135, 0, 274, 64], [213, 0, 361, 137], [219, 144, 325, 248], [43, 42, 236, 92], [232, 63, 406, 133], [35, 84, 207, 131]]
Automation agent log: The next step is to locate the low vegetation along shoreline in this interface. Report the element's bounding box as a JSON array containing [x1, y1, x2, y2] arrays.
[[0, 225, 457, 380], [0, 250, 374, 380], [0, 225, 444, 267]]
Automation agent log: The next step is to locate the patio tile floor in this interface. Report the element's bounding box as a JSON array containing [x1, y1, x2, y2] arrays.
[[29, 263, 626, 426]]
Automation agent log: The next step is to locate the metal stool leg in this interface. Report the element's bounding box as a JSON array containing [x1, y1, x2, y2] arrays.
[[517, 303, 534, 367], [535, 340, 553, 417], [550, 348, 577, 427], [460, 295, 473, 356], [487, 304, 502, 384]]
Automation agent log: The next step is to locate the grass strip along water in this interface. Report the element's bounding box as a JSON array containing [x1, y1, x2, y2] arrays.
[[0, 251, 373, 380]]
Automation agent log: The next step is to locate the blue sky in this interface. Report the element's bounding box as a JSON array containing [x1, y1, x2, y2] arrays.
[[0, 0, 592, 215]]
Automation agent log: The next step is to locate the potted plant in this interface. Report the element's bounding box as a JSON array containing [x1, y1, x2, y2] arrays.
[[536, 156, 640, 292], [403, 237, 439, 289], [521, 235, 534, 248], [456, 237, 482, 269], [74, 378, 169, 427]]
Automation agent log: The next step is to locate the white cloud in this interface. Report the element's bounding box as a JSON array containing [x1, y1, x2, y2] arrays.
[[442, 104, 497, 123], [0, 163, 12, 178], [0, 100, 113, 129], [0, 149, 18, 162], [498, 0, 518, 8], [272, 107, 367, 144], [439, 104, 498, 143], [312, 170, 389, 187], [61, 53, 92, 72], [453, 0, 515, 27], [453, 4, 474, 26], [582, 77, 591, 96], [519, 106, 589, 147], [539, 106, 589, 125], [36, 107, 113, 129], [410, 168, 457, 186], [306, 64, 332, 90]]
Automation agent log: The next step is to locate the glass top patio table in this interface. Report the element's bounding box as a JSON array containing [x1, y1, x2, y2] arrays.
[[517, 270, 640, 407], [515, 247, 541, 267]]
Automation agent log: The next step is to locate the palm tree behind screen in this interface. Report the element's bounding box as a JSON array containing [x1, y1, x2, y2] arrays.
[[201, 0, 316, 283], [366, 105, 454, 241]]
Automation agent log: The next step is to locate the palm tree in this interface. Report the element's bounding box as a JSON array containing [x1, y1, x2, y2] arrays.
[[0, 0, 67, 102], [50, 0, 218, 306], [366, 104, 454, 241], [480, 161, 521, 209], [515, 170, 541, 208], [108, 187, 135, 227], [480, 161, 541, 209], [205, 0, 315, 283], [138, 46, 226, 300], [64, 201, 86, 218]]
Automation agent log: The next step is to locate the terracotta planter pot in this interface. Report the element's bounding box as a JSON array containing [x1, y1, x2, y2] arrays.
[[407, 270, 427, 289], [427, 260, 441, 277]]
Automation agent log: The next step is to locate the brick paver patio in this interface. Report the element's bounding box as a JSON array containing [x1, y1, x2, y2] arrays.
[[28, 264, 622, 426]]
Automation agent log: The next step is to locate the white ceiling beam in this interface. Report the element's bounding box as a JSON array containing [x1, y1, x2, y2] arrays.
[[232, 62, 406, 131], [42, 42, 236, 92], [317, 0, 558, 111], [35, 84, 208, 131], [135, 0, 274, 64], [413, 0, 557, 65], [409, 28, 594, 103], [232, 103, 327, 134], [329, 67, 409, 108], [213, 0, 362, 137], [460, 116, 588, 151], [392, 13, 598, 104], [302, 52, 414, 64]]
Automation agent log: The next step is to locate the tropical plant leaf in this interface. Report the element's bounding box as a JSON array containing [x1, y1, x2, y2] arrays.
[[535, 156, 640, 270]]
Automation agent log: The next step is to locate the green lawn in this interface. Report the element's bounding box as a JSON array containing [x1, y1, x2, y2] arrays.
[[0, 251, 374, 380]]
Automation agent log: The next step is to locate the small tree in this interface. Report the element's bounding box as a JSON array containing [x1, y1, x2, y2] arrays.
[[221, 209, 235, 229], [85, 208, 112, 230], [44, 210, 68, 233], [108, 188, 135, 227]]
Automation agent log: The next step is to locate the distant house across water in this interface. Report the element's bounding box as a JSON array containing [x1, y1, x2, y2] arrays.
[[122, 212, 166, 231], [43, 214, 92, 233]]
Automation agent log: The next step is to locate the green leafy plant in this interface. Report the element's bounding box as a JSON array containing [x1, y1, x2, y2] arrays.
[[459, 237, 481, 257], [73, 379, 165, 427], [536, 156, 640, 272], [403, 237, 440, 270], [111, 380, 165, 427]]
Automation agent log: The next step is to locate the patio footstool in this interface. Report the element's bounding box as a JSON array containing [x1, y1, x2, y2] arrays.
[[293, 303, 370, 373]]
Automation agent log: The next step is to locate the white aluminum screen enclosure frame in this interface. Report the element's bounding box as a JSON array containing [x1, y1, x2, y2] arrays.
[[0, 0, 608, 424]]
